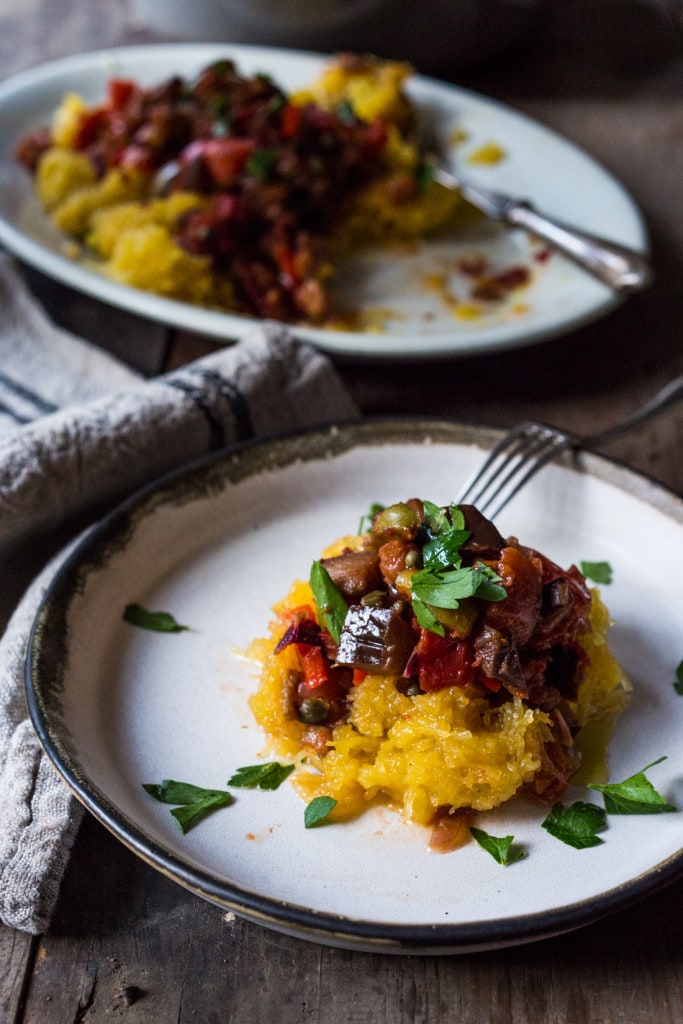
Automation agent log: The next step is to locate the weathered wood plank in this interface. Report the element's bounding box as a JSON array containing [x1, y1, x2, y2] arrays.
[[0, 926, 35, 1024], [0, 0, 682, 1021], [14, 814, 683, 1024]]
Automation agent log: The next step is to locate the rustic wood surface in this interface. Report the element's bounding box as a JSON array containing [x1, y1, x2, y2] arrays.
[[1, 1, 682, 1020]]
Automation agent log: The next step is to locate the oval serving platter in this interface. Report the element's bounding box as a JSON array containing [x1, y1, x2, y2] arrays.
[[0, 43, 648, 359], [27, 420, 683, 953]]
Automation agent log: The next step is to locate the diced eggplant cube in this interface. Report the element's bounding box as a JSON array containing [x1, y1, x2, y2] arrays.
[[336, 604, 414, 675]]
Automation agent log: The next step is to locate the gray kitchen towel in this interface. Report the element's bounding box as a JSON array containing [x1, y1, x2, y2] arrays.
[[0, 255, 359, 933]]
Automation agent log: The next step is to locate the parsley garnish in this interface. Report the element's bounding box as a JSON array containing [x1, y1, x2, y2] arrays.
[[335, 98, 356, 123], [414, 159, 436, 195], [123, 603, 189, 633], [304, 795, 337, 828], [470, 827, 524, 865], [412, 595, 447, 636], [310, 561, 348, 644], [589, 757, 676, 814], [674, 660, 683, 696], [412, 563, 506, 610], [376, 499, 508, 637], [143, 780, 233, 834], [422, 499, 455, 535], [245, 147, 278, 180], [541, 801, 606, 849], [228, 762, 294, 791], [580, 560, 613, 584], [422, 527, 471, 570]]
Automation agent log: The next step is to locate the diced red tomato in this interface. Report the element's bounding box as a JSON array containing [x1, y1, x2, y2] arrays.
[[414, 630, 475, 692], [107, 78, 137, 110], [74, 107, 108, 149], [201, 137, 255, 186]]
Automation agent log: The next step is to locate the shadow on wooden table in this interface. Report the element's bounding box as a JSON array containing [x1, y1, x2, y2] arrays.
[[28, 810, 681, 1023]]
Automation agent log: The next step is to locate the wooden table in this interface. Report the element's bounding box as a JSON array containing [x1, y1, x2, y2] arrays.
[[2, 2, 682, 1020]]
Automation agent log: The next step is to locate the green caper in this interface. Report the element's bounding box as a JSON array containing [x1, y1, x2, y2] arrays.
[[360, 589, 386, 607], [298, 697, 330, 724], [371, 502, 420, 537], [403, 680, 423, 697]]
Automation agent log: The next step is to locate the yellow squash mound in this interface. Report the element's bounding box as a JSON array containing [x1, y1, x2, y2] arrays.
[[29, 57, 465, 314], [250, 576, 629, 825]]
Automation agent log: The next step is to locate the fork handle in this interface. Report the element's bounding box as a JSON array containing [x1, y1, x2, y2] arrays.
[[505, 202, 653, 294], [582, 372, 683, 447]]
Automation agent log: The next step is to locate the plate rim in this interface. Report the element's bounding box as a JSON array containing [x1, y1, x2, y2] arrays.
[[0, 41, 648, 361], [25, 417, 683, 953]]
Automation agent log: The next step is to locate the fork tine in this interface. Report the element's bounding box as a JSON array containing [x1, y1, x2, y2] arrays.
[[484, 431, 570, 519], [456, 423, 572, 520], [455, 423, 536, 506]]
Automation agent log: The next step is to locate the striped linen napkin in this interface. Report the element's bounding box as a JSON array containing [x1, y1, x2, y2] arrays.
[[0, 254, 358, 933]]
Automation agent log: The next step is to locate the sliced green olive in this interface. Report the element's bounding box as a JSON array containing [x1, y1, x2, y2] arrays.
[[371, 502, 420, 538]]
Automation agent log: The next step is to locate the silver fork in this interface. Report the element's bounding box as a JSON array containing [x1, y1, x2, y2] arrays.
[[432, 164, 653, 294], [455, 373, 683, 518]]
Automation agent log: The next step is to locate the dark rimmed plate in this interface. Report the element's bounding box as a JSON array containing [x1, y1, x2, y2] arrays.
[[26, 420, 683, 953]]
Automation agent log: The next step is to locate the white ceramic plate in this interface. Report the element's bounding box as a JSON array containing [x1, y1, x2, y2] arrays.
[[27, 421, 683, 953], [0, 44, 648, 359]]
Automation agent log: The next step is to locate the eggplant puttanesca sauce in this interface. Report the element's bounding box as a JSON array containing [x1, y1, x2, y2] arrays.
[[275, 500, 594, 822], [15, 58, 392, 323]]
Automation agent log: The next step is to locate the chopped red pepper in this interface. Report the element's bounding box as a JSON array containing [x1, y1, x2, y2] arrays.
[[280, 103, 302, 139], [414, 630, 475, 693], [352, 669, 367, 687], [297, 644, 330, 689]]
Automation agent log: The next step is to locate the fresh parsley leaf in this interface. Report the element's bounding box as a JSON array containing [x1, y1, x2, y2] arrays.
[[170, 795, 233, 834], [450, 506, 466, 531], [411, 594, 445, 637], [541, 801, 606, 849], [422, 499, 450, 535], [310, 561, 348, 644], [674, 660, 683, 696], [412, 564, 505, 609], [589, 757, 676, 814], [470, 827, 524, 865], [245, 147, 278, 180], [228, 762, 295, 791], [123, 603, 189, 633], [412, 567, 476, 608], [422, 528, 470, 570], [142, 779, 233, 834], [335, 98, 356, 123], [266, 92, 286, 116], [414, 159, 436, 195], [472, 563, 508, 602], [142, 780, 225, 804], [580, 560, 613, 584], [358, 502, 385, 534], [304, 795, 337, 828]]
